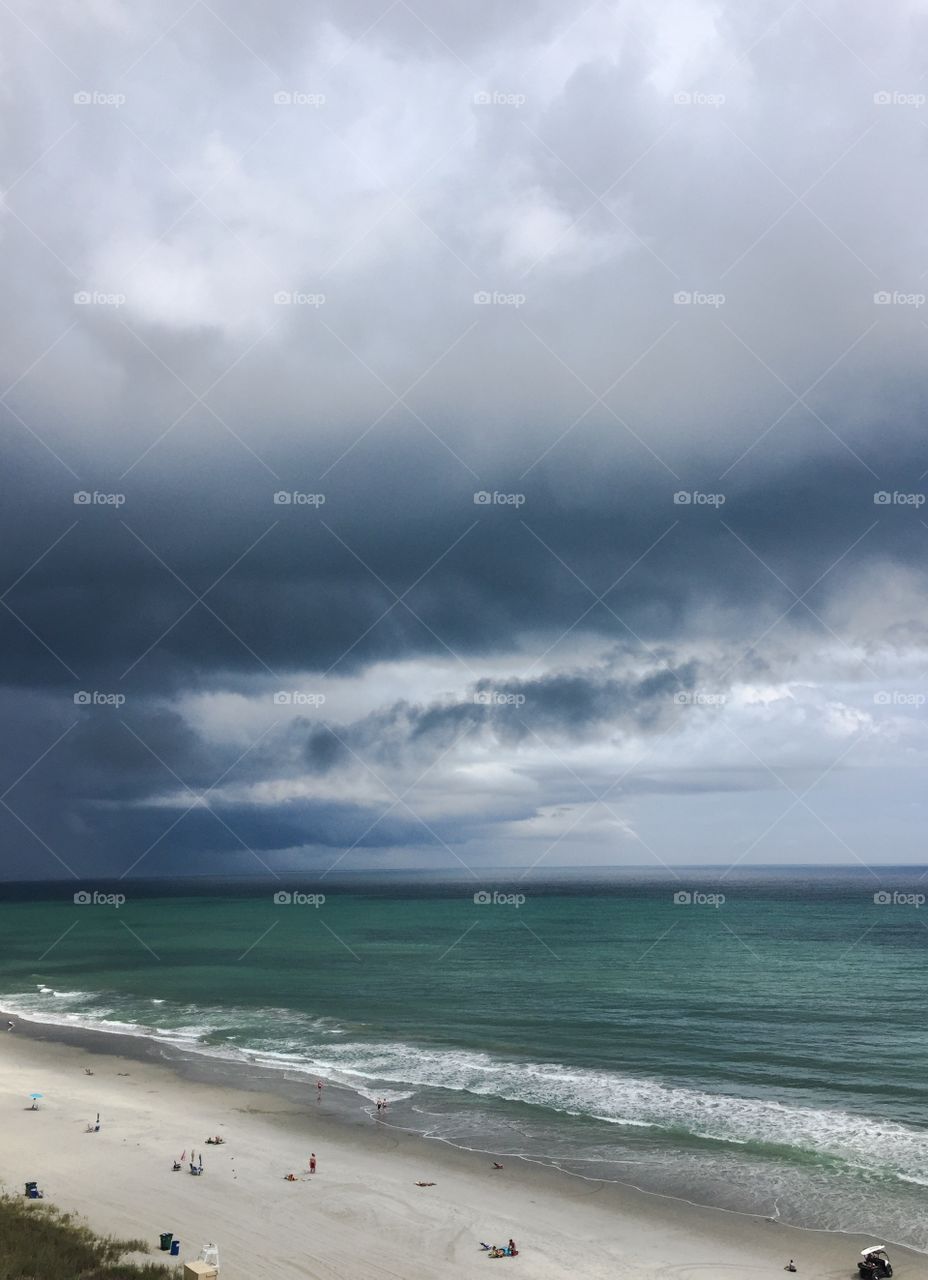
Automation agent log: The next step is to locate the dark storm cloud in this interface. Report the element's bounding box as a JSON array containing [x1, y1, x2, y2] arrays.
[[306, 662, 703, 774], [3, 0, 928, 875], [2, 441, 924, 695], [0, 655, 704, 877]]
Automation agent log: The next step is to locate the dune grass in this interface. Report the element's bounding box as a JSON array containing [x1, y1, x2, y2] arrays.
[[0, 1192, 177, 1280]]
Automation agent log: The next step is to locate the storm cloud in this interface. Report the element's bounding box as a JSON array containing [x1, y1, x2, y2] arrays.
[[1, 0, 927, 879]]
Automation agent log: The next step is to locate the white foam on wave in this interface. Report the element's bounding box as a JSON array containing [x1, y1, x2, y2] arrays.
[[296, 1040, 928, 1186], [5, 988, 927, 1187], [33, 987, 95, 1001], [1, 990, 352, 1079]]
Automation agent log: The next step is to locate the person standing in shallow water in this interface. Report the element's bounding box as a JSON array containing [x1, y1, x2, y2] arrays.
[[309, 1152, 317, 1174]]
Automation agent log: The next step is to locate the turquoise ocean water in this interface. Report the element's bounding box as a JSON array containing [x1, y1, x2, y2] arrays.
[[1, 869, 927, 1248]]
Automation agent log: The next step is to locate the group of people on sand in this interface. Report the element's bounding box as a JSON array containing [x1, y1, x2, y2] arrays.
[[481, 1239, 518, 1258], [284, 1153, 317, 1181], [375, 1097, 389, 1113]]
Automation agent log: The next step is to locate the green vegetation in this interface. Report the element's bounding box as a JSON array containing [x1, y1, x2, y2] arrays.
[[0, 1193, 177, 1280]]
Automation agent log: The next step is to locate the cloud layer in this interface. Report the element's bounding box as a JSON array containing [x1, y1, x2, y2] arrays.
[[2, 0, 927, 879]]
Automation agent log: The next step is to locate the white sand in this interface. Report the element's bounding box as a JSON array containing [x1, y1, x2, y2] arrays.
[[0, 1025, 922, 1279]]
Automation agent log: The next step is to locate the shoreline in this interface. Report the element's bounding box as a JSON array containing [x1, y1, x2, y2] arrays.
[[2, 1010, 925, 1279]]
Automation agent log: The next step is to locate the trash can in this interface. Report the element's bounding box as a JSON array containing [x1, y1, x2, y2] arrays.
[[160, 1233, 174, 1251], [170, 1240, 181, 1257]]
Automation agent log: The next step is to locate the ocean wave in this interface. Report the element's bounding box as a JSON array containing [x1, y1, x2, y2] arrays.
[[4, 987, 928, 1187], [289, 1042, 928, 1186]]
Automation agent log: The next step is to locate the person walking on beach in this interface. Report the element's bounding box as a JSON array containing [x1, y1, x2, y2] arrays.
[[316, 1080, 323, 1100], [309, 1152, 317, 1174]]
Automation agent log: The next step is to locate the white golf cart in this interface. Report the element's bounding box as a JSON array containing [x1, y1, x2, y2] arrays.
[[858, 1245, 893, 1278]]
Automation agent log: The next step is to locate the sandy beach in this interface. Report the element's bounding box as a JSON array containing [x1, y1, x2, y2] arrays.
[[0, 1018, 923, 1280]]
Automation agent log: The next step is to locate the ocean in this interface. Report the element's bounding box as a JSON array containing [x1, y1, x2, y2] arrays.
[[1, 868, 927, 1249]]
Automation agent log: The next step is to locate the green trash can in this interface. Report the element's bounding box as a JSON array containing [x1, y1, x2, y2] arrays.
[[159, 1232, 173, 1251]]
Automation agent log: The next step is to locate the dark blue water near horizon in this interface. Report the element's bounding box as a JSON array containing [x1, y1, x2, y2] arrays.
[[1, 867, 927, 1248]]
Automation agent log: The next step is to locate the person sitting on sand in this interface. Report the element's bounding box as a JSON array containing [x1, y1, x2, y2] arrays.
[[785, 1263, 797, 1274], [492, 1161, 503, 1169], [284, 1173, 298, 1181], [508, 1239, 517, 1256]]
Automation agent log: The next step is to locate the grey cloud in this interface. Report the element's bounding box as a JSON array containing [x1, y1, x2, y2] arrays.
[[2, 0, 928, 876], [304, 661, 703, 774]]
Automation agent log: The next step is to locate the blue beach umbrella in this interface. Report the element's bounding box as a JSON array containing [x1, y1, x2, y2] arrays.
[[29, 1092, 43, 1109]]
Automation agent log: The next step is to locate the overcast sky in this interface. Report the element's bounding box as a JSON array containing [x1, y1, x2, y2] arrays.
[[2, 0, 927, 880]]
